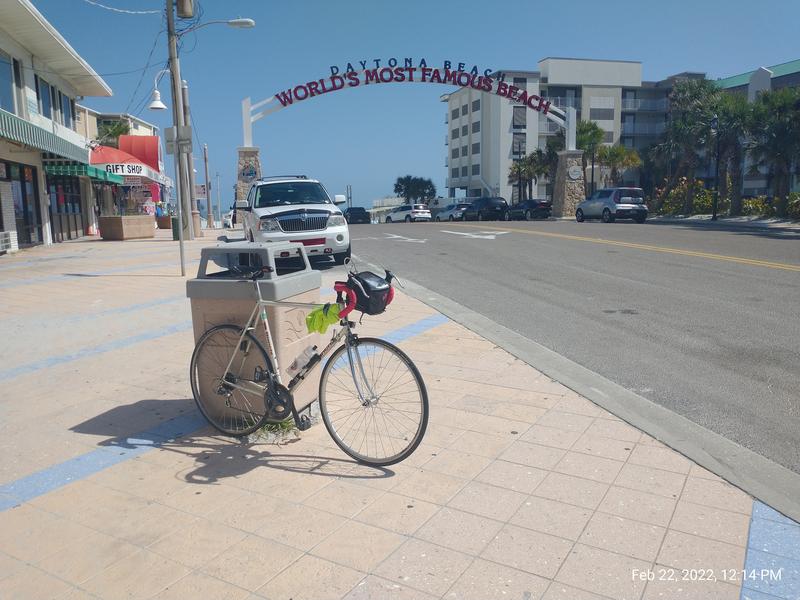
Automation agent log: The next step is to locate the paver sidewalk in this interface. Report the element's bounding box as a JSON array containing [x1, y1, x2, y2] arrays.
[[0, 234, 797, 600]]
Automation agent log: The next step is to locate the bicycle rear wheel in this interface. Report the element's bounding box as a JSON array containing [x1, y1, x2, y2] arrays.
[[319, 337, 428, 466], [190, 324, 271, 436]]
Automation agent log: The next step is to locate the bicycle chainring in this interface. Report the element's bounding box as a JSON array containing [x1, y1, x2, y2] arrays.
[[265, 382, 294, 422]]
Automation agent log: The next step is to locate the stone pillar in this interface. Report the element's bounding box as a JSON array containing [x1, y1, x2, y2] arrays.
[[551, 150, 586, 218], [236, 147, 262, 202]]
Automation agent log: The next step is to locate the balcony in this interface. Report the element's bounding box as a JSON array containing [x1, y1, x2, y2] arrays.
[[538, 119, 563, 135], [621, 121, 666, 135], [621, 98, 669, 112], [546, 97, 581, 109]]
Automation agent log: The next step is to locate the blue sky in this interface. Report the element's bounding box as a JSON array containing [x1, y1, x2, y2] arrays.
[[35, 0, 800, 208]]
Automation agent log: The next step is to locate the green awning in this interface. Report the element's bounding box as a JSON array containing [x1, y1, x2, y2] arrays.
[[1, 108, 89, 163], [44, 163, 124, 184]]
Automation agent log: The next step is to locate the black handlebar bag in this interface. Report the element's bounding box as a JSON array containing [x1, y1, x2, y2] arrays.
[[350, 271, 391, 315]]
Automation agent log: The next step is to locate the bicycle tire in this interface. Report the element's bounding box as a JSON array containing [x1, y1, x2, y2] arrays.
[[190, 324, 272, 436], [319, 337, 429, 466]]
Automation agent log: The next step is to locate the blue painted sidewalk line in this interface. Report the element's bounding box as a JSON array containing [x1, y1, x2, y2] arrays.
[[0, 311, 450, 512], [0, 247, 178, 272], [0, 320, 193, 382], [741, 501, 800, 600]]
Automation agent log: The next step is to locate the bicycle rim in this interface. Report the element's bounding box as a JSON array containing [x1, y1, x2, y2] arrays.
[[319, 337, 428, 466], [190, 325, 270, 436]]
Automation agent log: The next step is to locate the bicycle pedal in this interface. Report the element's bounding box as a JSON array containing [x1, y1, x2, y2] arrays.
[[297, 415, 311, 431]]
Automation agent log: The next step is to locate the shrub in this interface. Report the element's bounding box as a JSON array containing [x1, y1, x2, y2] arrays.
[[741, 196, 773, 217], [787, 192, 800, 220]]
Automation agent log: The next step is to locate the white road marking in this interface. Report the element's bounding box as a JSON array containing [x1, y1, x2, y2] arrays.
[[383, 233, 427, 243], [441, 230, 510, 240]]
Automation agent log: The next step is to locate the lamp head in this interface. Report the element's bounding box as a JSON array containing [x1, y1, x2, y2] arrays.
[[227, 18, 255, 28], [148, 89, 167, 111]]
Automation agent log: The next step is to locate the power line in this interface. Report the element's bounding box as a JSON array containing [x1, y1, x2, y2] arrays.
[[81, 0, 161, 15], [0, 56, 167, 79], [123, 24, 165, 114]]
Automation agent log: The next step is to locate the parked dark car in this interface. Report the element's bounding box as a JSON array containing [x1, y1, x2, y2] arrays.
[[462, 197, 508, 221], [505, 199, 552, 220], [343, 206, 371, 224]]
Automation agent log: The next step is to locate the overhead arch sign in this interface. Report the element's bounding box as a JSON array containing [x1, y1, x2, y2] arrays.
[[241, 59, 576, 149]]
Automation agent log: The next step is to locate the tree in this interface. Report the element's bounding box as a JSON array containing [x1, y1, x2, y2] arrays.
[[526, 149, 549, 199], [597, 144, 641, 186], [748, 87, 800, 218], [655, 78, 719, 213], [576, 120, 605, 192], [394, 175, 436, 202], [713, 92, 752, 216], [96, 121, 130, 148]]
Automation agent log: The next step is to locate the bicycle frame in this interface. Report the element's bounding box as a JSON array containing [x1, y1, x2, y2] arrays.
[[219, 280, 377, 407]]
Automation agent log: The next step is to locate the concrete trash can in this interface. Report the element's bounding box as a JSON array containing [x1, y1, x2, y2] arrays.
[[186, 241, 323, 413]]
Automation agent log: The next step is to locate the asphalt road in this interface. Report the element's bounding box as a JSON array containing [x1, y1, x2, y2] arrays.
[[349, 219, 800, 473]]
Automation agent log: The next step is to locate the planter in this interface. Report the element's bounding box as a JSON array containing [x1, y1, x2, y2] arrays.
[[98, 215, 155, 241], [156, 215, 172, 229]]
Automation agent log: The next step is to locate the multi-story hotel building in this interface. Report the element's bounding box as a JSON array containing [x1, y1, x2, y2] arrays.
[[443, 57, 705, 201]]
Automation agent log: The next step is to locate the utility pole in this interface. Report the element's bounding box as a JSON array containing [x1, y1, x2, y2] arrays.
[[181, 80, 201, 235], [215, 171, 221, 225], [166, 0, 188, 272], [203, 143, 212, 228]]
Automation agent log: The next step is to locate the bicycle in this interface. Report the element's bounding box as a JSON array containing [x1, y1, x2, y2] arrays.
[[189, 267, 429, 466]]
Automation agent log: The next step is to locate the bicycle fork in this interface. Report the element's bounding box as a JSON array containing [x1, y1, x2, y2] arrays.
[[345, 332, 378, 406]]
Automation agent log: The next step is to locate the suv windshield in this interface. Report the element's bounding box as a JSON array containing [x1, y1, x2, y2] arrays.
[[254, 182, 331, 208], [348, 207, 367, 213]]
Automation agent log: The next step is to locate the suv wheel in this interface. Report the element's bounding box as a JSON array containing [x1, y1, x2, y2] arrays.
[[405, 215, 411, 223], [334, 245, 351, 265], [448, 215, 454, 221], [435, 216, 441, 222], [525, 210, 532, 221], [602, 208, 615, 223], [386, 216, 392, 223], [576, 209, 585, 223], [477, 212, 484, 222]]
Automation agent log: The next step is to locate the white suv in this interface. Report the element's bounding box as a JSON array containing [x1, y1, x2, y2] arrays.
[[236, 176, 351, 264], [385, 203, 432, 223]]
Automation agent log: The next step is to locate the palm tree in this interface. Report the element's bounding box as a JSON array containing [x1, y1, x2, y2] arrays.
[[507, 161, 527, 201], [748, 87, 800, 218], [96, 121, 130, 148], [597, 144, 641, 186], [576, 120, 605, 192], [713, 92, 752, 216], [526, 149, 549, 199], [656, 78, 719, 213]]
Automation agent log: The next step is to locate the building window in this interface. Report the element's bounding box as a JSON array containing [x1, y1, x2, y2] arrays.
[[451, 108, 459, 120], [513, 77, 527, 87], [451, 148, 459, 159], [472, 99, 480, 112], [512, 132, 526, 155], [461, 124, 468, 136], [462, 104, 468, 116], [37, 76, 53, 119], [472, 164, 480, 175], [472, 142, 480, 154], [472, 121, 480, 133], [12, 59, 24, 116], [513, 106, 526, 129], [589, 108, 615, 121], [603, 131, 614, 143], [461, 166, 468, 177], [461, 146, 468, 157], [452, 127, 459, 139], [0, 50, 14, 113], [451, 167, 459, 178], [622, 136, 634, 148]]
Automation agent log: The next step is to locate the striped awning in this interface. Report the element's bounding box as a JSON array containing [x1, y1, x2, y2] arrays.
[[44, 163, 124, 184], [0, 109, 89, 163]]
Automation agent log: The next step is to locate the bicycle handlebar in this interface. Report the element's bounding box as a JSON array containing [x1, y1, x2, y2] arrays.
[[334, 282, 357, 318]]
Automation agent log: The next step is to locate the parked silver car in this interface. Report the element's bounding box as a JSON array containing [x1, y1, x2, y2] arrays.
[[576, 187, 648, 223], [435, 202, 472, 221]]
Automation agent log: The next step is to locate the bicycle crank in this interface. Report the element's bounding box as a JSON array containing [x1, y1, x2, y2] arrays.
[[265, 382, 294, 422]]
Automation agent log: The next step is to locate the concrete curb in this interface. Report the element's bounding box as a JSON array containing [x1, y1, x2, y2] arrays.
[[356, 255, 800, 523]]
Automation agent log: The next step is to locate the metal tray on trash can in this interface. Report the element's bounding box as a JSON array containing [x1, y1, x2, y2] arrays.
[[186, 241, 323, 413]]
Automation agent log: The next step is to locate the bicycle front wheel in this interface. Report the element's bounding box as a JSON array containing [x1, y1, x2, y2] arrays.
[[190, 324, 271, 436], [319, 337, 428, 466]]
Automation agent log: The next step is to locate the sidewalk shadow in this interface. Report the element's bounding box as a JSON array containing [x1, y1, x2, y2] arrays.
[[647, 219, 800, 241], [70, 398, 394, 485]]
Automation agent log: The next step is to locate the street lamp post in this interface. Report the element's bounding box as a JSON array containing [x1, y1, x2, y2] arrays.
[[711, 114, 720, 221], [203, 143, 212, 228]]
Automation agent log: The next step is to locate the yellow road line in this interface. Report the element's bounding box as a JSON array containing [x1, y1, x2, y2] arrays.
[[457, 223, 800, 273]]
